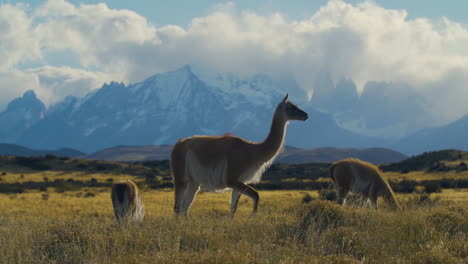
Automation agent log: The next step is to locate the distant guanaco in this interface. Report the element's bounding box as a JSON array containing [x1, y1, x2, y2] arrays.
[[329, 158, 400, 209], [171, 94, 308, 216], [111, 180, 145, 224]]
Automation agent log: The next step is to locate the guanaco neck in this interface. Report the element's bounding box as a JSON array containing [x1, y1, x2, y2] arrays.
[[256, 107, 288, 163]]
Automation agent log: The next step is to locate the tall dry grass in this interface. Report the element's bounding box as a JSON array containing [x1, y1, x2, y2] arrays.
[[0, 189, 467, 263]]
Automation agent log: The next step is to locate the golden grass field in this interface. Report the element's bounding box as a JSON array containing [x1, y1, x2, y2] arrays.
[[384, 170, 468, 181], [1, 181, 467, 264], [2, 169, 467, 185]]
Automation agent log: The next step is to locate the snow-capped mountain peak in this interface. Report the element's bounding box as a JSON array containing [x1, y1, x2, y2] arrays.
[[0, 90, 46, 143], [12, 65, 281, 152], [191, 65, 306, 108]]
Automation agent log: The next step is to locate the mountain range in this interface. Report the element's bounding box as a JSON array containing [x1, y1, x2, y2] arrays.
[[392, 115, 468, 155], [0, 65, 466, 155]]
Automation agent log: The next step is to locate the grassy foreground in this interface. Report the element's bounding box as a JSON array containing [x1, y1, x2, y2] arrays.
[[0, 189, 467, 264]]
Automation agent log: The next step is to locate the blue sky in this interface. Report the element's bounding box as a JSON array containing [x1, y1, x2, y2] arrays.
[[0, 0, 467, 127]]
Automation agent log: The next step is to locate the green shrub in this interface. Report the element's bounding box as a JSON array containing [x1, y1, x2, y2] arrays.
[[44, 154, 57, 160], [84, 192, 96, 198], [423, 181, 442, 193], [391, 179, 416, 193], [301, 193, 315, 204], [54, 180, 82, 193], [319, 187, 337, 201], [16, 156, 52, 170]]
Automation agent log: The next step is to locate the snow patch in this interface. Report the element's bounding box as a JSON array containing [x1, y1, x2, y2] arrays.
[[83, 123, 107, 136], [336, 117, 407, 139], [120, 120, 134, 131]]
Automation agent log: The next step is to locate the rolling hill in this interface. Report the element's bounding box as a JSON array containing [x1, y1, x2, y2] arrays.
[[380, 149, 468, 172], [277, 147, 407, 164], [0, 143, 84, 157], [85, 145, 173, 162], [86, 144, 406, 164]]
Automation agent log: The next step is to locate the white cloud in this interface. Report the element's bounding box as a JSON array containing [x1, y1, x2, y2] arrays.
[[0, 0, 467, 126], [0, 66, 113, 111], [26, 66, 114, 105], [0, 3, 41, 70], [0, 70, 40, 111], [33, 0, 159, 74]]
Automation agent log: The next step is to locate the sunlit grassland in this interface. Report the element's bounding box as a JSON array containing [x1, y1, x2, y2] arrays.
[[0, 171, 134, 184], [431, 188, 468, 203], [0, 189, 315, 220], [1, 189, 467, 220], [1, 186, 467, 263], [384, 170, 468, 181], [3, 169, 465, 185]]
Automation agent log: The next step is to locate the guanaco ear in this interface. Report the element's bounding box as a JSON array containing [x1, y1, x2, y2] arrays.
[[282, 93, 288, 103]]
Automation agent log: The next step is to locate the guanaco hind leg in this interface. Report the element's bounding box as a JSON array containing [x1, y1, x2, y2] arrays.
[[180, 181, 200, 215], [174, 181, 187, 214], [336, 185, 348, 205]]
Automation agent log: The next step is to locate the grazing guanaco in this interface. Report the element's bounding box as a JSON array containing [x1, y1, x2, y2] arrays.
[[171, 94, 308, 216], [111, 180, 145, 224], [329, 158, 400, 209]]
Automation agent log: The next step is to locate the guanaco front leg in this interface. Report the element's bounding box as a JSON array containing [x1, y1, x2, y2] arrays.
[[228, 182, 259, 214], [230, 189, 241, 216]]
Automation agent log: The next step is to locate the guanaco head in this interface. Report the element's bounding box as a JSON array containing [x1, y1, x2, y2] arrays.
[[278, 93, 308, 121]]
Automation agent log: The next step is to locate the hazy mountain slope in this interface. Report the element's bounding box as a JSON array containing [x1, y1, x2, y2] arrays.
[[392, 115, 468, 155], [86, 145, 173, 162], [286, 106, 387, 149]]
